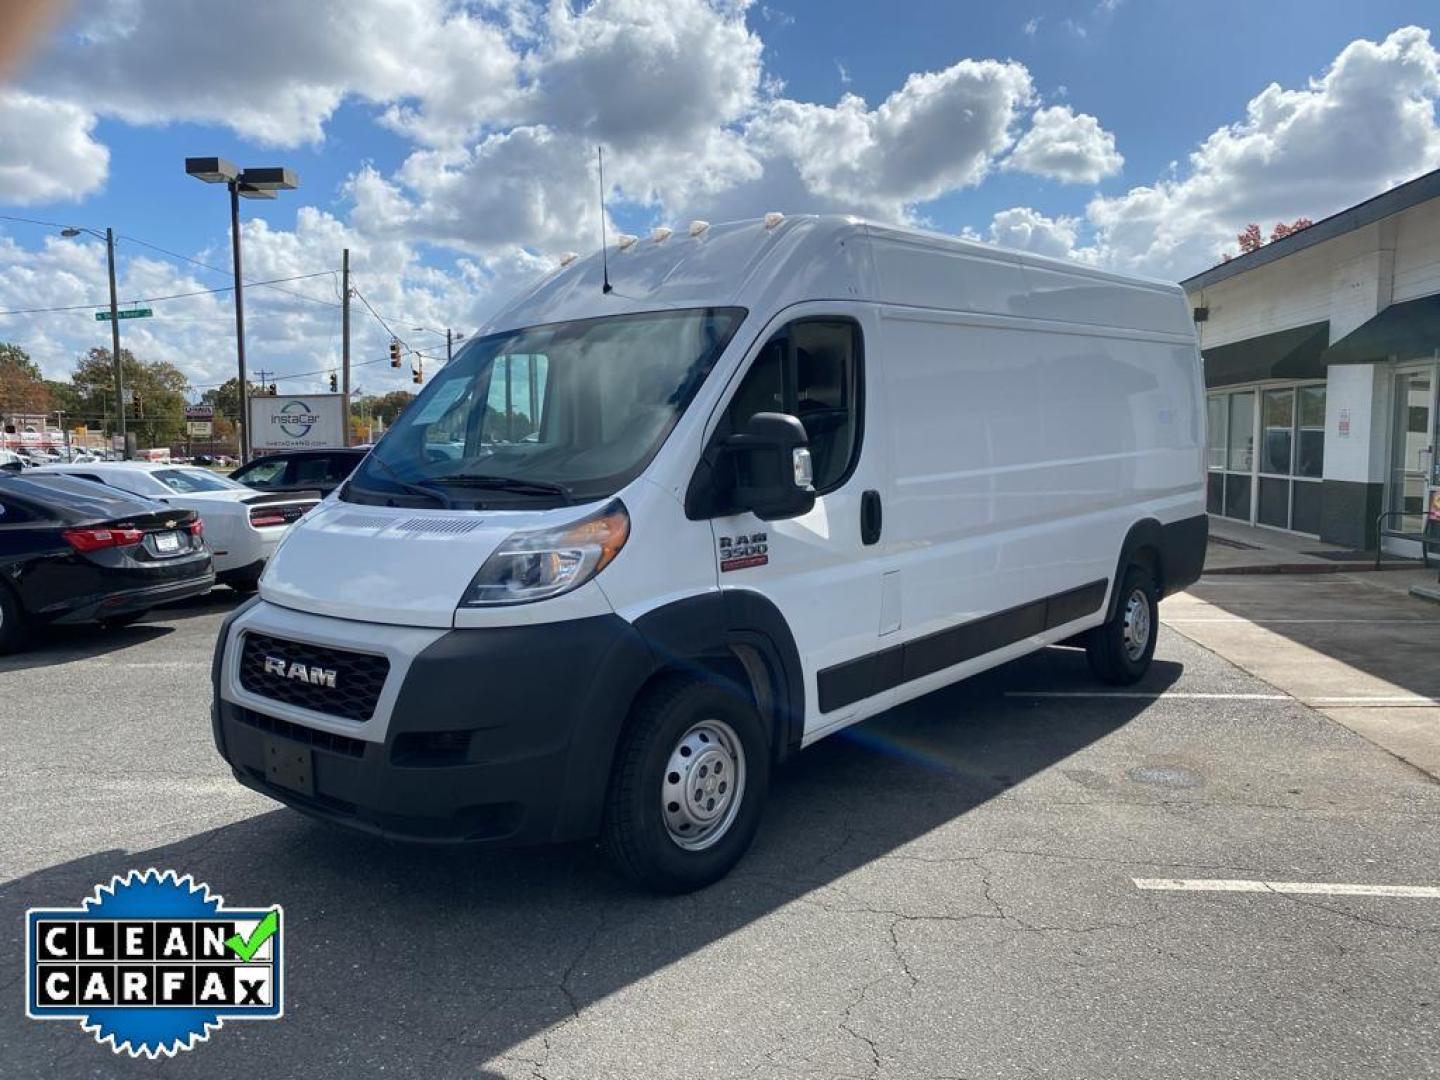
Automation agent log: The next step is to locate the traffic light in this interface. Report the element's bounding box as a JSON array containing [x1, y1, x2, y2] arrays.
[[412, 361, 422, 385], [389, 339, 401, 368], [329, 372, 338, 392], [268, 383, 277, 396]]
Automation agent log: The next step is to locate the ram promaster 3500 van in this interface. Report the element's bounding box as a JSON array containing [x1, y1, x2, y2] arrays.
[[212, 215, 1206, 892]]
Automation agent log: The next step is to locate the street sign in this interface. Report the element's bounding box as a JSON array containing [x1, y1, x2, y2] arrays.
[[95, 308, 153, 321], [121, 389, 134, 406], [185, 404, 214, 420], [187, 421, 213, 437]]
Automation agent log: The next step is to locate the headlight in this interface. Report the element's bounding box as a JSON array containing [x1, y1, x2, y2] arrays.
[[460, 499, 629, 606]]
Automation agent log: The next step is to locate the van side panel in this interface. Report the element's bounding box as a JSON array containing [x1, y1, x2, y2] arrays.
[[874, 303, 1203, 697]]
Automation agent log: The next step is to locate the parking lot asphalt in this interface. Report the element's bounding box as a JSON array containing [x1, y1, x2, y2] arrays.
[[2, 591, 1439, 1079]]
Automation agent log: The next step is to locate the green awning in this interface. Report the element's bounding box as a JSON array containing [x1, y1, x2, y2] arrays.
[[1202, 321, 1329, 388], [1322, 294, 1440, 364]]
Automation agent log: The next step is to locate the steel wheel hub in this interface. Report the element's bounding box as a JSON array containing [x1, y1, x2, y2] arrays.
[[661, 718, 746, 852], [1122, 587, 1151, 661]]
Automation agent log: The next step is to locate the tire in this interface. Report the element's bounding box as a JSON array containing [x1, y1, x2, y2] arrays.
[[100, 611, 147, 629], [1086, 564, 1159, 685], [0, 583, 25, 655], [601, 675, 771, 893]]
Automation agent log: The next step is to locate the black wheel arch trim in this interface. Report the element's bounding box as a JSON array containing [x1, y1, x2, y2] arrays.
[[1106, 513, 1208, 621], [632, 589, 806, 757]]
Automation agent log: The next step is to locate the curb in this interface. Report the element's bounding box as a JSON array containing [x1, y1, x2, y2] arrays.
[[1204, 562, 1419, 576]]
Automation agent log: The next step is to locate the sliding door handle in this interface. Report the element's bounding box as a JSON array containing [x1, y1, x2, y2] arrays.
[[861, 489, 882, 546]]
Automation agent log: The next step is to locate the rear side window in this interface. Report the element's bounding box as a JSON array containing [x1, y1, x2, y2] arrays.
[[724, 318, 863, 493], [292, 456, 337, 484], [236, 459, 289, 488], [0, 494, 37, 524]]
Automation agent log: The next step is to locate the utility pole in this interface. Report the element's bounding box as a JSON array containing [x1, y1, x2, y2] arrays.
[[341, 247, 351, 446], [104, 228, 127, 460], [446, 327, 453, 363]]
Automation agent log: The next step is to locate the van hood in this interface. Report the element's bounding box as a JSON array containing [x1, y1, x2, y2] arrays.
[[258, 499, 592, 627]]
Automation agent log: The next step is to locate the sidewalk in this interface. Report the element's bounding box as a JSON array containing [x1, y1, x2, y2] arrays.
[[1164, 522, 1440, 779], [1203, 516, 1427, 575]]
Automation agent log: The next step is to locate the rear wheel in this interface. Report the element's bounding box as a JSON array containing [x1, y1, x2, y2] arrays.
[[0, 584, 25, 654], [602, 676, 770, 893], [1086, 565, 1158, 684]]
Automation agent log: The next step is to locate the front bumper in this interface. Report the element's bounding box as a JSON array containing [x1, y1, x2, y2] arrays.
[[213, 601, 653, 845]]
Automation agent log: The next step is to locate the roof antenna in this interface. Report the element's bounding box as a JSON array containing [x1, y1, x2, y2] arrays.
[[597, 145, 613, 295]]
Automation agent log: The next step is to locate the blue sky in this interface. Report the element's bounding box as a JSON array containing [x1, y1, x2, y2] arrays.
[[2, 0, 1439, 392]]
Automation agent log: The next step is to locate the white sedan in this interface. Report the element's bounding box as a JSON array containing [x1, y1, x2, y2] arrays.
[[33, 462, 319, 591]]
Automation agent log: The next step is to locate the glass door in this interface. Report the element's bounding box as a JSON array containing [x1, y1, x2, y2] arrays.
[[1387, 366, 1437, 553]]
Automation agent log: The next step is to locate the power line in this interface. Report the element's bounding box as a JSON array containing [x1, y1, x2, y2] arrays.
[[116, 234, 343, 311], [0, 271, 334, 316]]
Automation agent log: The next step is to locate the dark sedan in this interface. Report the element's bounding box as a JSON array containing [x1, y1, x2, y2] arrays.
[[0, 472, 215, 653], [228, 448, 366, 496]]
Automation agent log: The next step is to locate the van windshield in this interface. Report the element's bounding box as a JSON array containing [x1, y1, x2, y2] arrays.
[[345, 307, 746, 508]]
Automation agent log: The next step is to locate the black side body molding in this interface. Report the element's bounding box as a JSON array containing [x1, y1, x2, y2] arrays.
[[817, 579, 1109, 714]]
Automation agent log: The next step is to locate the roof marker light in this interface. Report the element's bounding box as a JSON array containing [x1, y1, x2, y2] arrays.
[[763, 212, 784, 230], [650, 227, 673, 243], [557, 251, 579, 267], [688, 220, 710, 237], [616, 233, 638, 251]]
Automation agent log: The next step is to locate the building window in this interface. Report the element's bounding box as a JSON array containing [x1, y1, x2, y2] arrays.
[[1207, 382, 1324, 534]]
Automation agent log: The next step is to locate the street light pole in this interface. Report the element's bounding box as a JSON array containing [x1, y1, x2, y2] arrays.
[[227, 180, 250, 462], [185, 158, 298, 465]]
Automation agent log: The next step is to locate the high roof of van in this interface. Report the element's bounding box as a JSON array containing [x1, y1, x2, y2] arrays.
[[483, 215, 1194, 341]]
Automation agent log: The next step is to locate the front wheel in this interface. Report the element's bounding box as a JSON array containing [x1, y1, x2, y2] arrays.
[[1086, 565, 1158, 684], [602, 676, 770, 893]]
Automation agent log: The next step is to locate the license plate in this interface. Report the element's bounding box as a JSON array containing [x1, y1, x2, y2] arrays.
[[263, 736, 314, 796], [153, 531, 181, 553]]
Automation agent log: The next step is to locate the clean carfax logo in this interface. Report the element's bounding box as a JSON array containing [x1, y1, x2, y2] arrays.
[[25, 869, 283, 1058], [272, 400, 320, 438]]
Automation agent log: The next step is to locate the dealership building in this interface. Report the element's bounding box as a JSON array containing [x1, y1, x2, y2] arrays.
[[1182, 167, 1440, 557]]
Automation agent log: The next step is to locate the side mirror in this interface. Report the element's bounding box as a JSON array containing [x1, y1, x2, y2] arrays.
[[723, 412, 816, 521]]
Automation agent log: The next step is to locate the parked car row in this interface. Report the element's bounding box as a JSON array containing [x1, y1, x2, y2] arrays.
[[0, 448, 363, 654]]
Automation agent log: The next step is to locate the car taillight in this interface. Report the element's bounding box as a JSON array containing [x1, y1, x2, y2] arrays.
[[249, 509, 287, 528], [63, 527, 143, 552], [187, 519, 204, 538]]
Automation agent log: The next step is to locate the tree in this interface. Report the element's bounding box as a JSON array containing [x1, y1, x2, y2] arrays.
[[1271, 217, 1314, 242], [1237, 223, 1264, 253], [352, 390, 415, 427], [73, 347, 190, 446], [0, 342, 52, 417], [200, 377, 264, 426]]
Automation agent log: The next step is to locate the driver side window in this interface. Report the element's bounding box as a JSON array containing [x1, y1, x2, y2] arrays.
[[725, 318, 862, 493]]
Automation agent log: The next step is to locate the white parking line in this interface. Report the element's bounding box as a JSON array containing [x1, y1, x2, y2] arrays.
[[1005, 691, 1440, 706], [1165, 618, 1440, 625], [1006, 691, 1289, 700], [1134, 878, 1440, 898]]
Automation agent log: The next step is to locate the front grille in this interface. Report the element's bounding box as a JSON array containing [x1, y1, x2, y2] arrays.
[[235, 707, 368, 758], [239, 633, 389, 722]]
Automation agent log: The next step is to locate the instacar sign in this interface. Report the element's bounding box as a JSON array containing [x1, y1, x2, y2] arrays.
[[248, 394, 346, 451]]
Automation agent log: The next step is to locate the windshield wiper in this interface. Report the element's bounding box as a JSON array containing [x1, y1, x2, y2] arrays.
[[357, 454, 453, 509], [428, 474, 573, 503]]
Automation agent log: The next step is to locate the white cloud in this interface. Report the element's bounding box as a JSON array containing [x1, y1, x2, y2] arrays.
[[988, 206, 1082, 259], [1006, 104, 1123, 183], [0, 91, 108, 204], [1023, 16, 1040, 36], [742, 59, 1035, 219], [1082, 25, 1440, 276]]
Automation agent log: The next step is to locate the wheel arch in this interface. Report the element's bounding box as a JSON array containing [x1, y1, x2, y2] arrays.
[[1106, 518, 1166, 621]]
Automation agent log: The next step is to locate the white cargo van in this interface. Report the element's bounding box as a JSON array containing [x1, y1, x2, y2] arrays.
[[212, 215, 1206, 891]]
